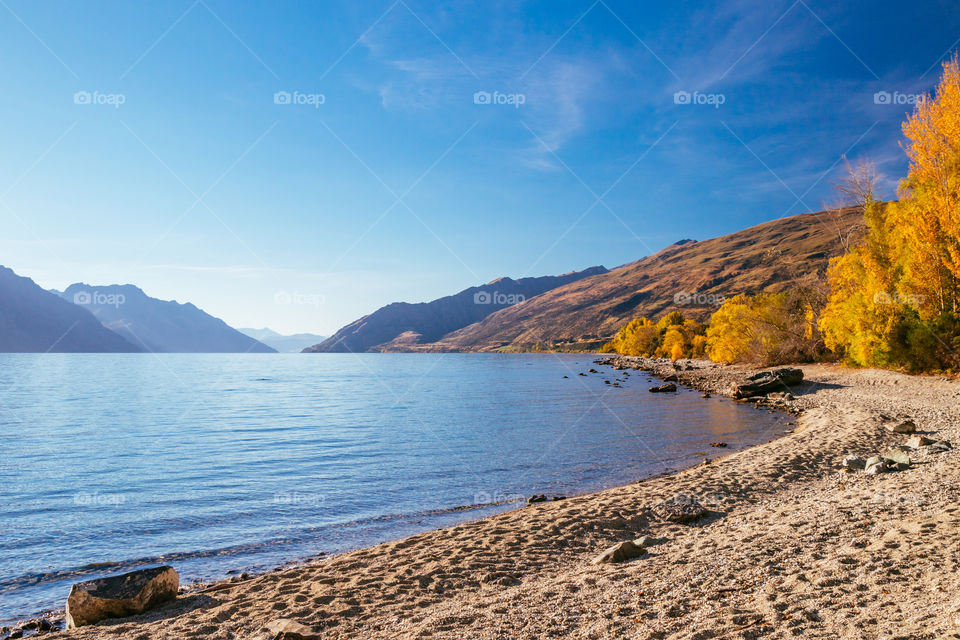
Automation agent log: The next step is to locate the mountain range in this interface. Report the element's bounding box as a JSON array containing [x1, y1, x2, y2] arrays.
[[238, 328, 327, 353], [315, 207, 864, 352], [53, 284, 275, 353], [303, 266, 608, 353], [0, 207, 863, 354], [0, 267, 141, 353]]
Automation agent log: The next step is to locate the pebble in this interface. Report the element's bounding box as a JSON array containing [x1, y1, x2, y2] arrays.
[[884, 419, 916, 434], [906, 435, 934, 448], [842, 455, 865, 470]]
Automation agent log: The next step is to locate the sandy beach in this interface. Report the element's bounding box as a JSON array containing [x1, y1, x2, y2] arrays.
[[35, 359, 960, 639]]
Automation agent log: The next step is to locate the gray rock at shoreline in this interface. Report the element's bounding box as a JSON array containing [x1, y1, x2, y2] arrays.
[[649, 383, 677, 393], [65, 566, 179, 628]]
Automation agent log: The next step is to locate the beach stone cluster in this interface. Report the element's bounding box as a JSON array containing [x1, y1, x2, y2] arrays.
[[842, 428, 952, 475]]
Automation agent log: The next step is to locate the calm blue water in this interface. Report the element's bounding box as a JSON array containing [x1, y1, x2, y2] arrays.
[[0, 354, 789, 622]]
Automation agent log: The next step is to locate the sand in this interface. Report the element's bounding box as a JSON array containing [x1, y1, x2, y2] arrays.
[[42, 359, 960, 639]]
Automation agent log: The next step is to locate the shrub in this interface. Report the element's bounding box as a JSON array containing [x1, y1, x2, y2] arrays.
[[706, 292, 825, 365], [605, 312, 706, 360]]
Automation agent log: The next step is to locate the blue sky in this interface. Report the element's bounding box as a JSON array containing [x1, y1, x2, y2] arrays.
[[1, 0, 957, 334]]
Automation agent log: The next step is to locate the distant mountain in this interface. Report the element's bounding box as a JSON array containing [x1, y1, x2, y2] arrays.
[[428, 207, 866, 351], [55, 284, 276, 353], [0, 266, 141, 353], [238, 328, 327, 353], [304, 266, 608, 353]]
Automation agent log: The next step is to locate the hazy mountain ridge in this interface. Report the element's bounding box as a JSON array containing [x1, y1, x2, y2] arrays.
[[304, 266, 609, 353], [0, 266, 141, 353], [55, 283, 276, 353], [238, 328, 327, 353]]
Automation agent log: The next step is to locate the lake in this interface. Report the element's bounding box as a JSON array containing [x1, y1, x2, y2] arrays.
[[0, 353, 789, 622]]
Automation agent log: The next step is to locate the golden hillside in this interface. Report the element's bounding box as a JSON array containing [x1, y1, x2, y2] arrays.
[[426, 207, 865, 351]]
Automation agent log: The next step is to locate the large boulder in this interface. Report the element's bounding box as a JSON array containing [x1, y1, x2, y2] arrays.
[[65, 566, 179, 628], [731, 368, 803, 399]]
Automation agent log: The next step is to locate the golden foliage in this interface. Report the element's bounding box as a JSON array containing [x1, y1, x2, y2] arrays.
[[706, 292, 824, 365], [820, 57, 960, 370], [604, 312, 706, 360]]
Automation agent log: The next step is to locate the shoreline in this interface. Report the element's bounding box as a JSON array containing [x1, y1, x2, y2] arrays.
[[3, 355, 773, 633], [15, 357, 960, 638]]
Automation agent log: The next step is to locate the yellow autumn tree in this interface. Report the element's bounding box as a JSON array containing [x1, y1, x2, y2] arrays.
[[820, 56, 960, 370], [604, 317, 658, 356], [707, 292, 825, 365], [899, 55, 960, 315], [819, 198, 908, 367], [604, 312, 707, 360]]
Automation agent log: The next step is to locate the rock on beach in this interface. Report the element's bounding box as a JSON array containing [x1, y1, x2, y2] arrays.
[[65, 566, 179, 628]]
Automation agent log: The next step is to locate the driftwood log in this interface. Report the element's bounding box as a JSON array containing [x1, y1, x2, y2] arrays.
[[732, 368, 803, 399]]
